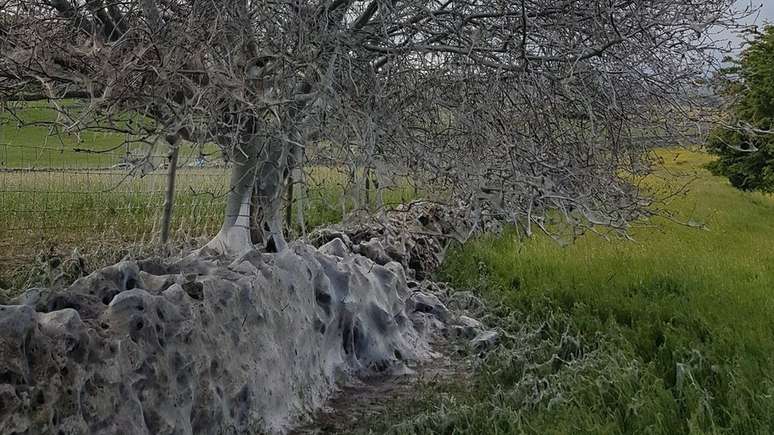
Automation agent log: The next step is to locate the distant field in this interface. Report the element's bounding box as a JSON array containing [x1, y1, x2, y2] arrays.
[[0, 103, 220, 168], [382, 149, 774, 434], [0, 104, 286, 286]]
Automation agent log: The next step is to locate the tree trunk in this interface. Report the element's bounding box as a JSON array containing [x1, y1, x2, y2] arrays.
[[365, 167, 371, 210], [204, 139, 259, 255], [285, 176, 294, 233], [249, 187, 264, 247], [250, 136, 290, 252]]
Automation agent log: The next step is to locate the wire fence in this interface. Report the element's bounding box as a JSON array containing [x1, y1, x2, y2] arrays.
[[0, 102, 710, 289], [0, 135, 234, 282], [0, 104, 403, 289], [0, 139, 406, 290]]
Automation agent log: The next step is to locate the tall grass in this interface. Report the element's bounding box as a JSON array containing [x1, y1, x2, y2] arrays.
[[391, 149, 774, 434]]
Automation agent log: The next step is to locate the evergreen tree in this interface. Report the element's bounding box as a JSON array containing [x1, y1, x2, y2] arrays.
[[708, 26, 774, 192]]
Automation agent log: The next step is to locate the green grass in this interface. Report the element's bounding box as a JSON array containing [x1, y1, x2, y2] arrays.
[[1, 101, 133, 167], [0, 102, 219, 168], [387, 149, 774, 434]]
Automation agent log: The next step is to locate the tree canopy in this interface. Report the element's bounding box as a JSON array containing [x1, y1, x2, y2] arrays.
[[708, 25, 774, 193], [0, 0, 743, 254]]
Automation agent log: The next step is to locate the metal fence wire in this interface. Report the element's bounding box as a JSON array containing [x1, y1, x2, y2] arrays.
[[0, 144, 232, 260], [0, 103, 377, 288], [1, 103, 709, 288], [0, 103, 236, 284]]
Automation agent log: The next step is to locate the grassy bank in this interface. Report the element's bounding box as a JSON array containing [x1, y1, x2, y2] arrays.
[[390, 149, 774, 434]]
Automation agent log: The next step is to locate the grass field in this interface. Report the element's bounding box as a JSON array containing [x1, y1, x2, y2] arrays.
[[1, 102, 234, 285], [0, 102, 230, 256], [378, 149, 774, 434], [0, 103, 221, 168]]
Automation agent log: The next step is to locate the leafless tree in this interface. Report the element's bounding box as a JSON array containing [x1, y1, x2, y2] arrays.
[[0, 0, 746, 254]]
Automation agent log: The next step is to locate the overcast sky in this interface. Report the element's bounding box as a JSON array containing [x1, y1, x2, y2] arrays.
[[719, 1, 774, 52], [751, 1, 774, 21]]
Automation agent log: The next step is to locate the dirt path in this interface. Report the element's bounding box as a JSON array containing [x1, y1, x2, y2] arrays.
[[290, 345, 472, 434]]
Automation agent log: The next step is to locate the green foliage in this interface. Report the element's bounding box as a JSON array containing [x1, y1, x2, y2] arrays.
[[707, 25, 774, 192], [384, 150, 774, 434]]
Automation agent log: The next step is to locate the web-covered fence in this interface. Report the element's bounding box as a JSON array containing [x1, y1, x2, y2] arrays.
[[0, 136, 232, 283], [0, 103, 410, 289]]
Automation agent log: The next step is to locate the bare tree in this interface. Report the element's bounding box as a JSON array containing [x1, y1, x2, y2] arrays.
[[0, 0, 745, 254]]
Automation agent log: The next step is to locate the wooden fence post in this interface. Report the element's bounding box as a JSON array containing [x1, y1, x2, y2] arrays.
[[160, 136, 180, 244]]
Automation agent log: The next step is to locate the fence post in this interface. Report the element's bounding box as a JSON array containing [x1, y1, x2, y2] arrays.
[[160, 136, 180, 244], [285, 174, 294, 232]]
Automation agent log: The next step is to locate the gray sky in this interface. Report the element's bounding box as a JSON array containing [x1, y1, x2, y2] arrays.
[[753, 1, 774, 21], [720, 1, 774, 52]]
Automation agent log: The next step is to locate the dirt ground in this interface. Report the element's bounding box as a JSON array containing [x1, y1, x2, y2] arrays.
[[290, 342, 473, 434]]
